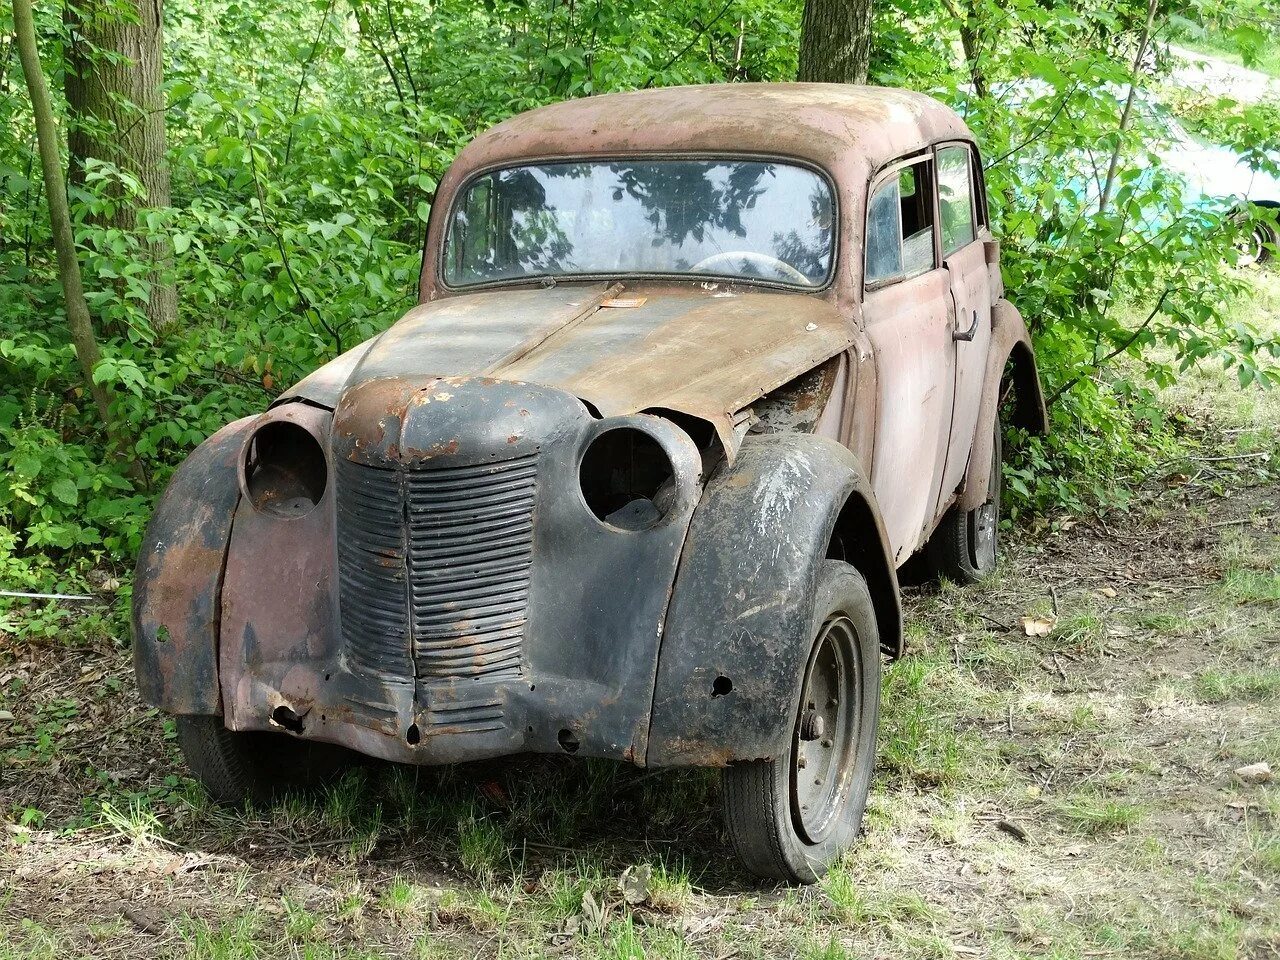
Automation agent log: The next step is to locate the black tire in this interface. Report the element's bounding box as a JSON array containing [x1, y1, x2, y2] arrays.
[[927, 417, 1002, 585], [176, 716, 351, 805], [721, 561, 881, 884], [1252, 220, 1278, 267], [1235, 210, 1278, 267]]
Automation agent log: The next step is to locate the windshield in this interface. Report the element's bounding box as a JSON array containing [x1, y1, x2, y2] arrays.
[[443, 159, 835, 288]]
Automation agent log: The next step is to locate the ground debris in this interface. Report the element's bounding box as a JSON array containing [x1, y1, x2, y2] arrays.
[[1234, 761, 1273, 784]]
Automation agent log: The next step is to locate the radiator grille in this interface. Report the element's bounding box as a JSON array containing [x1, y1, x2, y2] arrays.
[[335, 459, 410, 680], [407, 455, 536, 681], [335, 454, 536, 686]]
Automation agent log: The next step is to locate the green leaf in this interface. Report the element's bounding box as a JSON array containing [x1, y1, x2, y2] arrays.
[[51, 479, 79, 507]]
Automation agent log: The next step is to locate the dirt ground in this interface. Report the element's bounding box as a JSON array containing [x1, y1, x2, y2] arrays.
[[3, 289, 1279, 959]]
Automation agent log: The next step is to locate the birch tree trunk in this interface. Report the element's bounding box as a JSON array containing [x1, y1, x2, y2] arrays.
[[797, 0, 874, 85], [64, 0, 176, 330]]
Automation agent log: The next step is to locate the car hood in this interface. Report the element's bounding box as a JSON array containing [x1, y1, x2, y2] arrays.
[[279, 282, 855, 453], [1157, 141, 1280, 206]]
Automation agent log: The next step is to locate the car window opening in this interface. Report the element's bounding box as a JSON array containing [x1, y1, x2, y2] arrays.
[[444, 159, 835, 289], [866, 158, 936, 285]]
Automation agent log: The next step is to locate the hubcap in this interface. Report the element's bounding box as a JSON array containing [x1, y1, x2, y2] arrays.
[[790, 616, 860, 845]]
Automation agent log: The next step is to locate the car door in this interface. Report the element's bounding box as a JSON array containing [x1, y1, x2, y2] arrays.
[[862, 154, 956, 564], [933, 142, 993, 523]]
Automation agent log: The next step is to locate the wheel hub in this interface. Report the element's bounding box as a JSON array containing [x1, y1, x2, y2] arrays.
[[790, 616, 860, 845]]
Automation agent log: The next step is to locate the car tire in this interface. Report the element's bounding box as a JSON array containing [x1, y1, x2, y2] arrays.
[[927, 416, 1002, 585], [721, 561, 881, 884], [1252, 220, 1278, 267], [1234, 209, 1278, 267], [176, 716, 351, 805]]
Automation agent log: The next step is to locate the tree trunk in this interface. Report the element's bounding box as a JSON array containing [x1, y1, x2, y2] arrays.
[[958, 0, 988, 100], [64, 0, 176, 331], [797, 0, 874, 84], [12, 0, 127, 447]]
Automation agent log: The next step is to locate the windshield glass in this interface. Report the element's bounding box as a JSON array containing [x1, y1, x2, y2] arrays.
[[443, 159, 835, 288]]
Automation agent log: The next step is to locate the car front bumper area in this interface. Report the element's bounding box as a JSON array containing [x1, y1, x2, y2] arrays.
[[216, 378, 703, 767]]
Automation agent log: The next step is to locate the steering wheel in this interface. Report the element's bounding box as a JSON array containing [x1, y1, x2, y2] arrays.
[[690, 251, 813, 286]]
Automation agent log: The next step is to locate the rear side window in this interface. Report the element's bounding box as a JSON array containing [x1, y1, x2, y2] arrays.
[[865, 158, 936, 285], [938, 144, 976, 255]]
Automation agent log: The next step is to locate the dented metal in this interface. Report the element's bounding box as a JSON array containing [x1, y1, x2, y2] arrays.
[[133, 84, 1046, 772]]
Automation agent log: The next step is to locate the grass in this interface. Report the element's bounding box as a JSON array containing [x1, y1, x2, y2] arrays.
[[1193, 667, 1280, 703], [1055, 790, 1146, 834], [878, 647, 987, 789], [1171, 29, 1280, 79]]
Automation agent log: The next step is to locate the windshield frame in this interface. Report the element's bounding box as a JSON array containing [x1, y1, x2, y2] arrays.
[[436, 152, 841, 294]]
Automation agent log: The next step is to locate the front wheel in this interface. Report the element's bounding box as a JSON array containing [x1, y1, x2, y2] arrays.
[[721, 561, 881, 883], [176, 716, 352, 805]]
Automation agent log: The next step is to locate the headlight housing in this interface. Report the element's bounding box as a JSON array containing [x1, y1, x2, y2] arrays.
[[579, 425, 677, 531], [242, 418, 328, 517]]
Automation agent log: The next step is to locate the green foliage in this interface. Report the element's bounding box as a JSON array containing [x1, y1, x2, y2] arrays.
[[1, 0, 1278, 607]]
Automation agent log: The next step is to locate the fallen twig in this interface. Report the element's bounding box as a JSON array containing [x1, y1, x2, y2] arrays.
[[0, 590, 96, 600]]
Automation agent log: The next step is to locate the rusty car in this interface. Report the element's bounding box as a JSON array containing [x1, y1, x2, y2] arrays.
[[133, 83, 1047, 882]]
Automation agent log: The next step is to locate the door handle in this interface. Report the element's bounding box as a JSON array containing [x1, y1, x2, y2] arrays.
[[953, 309, 979, 342]]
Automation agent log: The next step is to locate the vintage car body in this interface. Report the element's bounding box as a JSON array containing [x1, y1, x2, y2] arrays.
[[134, 83, 1047, 881]]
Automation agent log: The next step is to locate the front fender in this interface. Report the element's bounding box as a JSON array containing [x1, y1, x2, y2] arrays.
[[132, 417, 256, 714], [645, 434, 900, 767]]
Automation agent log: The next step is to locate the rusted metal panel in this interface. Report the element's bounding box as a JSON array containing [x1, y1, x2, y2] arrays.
[[647, 434, 900, 768], [216, 379, 704, 766], [132, 417, 256, 714], [863, 268, 956, 563], [934, 239, 994, 522], [284, 282, 854, 461], [754, 357, 842, 436]]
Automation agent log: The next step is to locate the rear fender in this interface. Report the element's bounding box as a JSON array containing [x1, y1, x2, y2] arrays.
[[957, 299, 1048, 512], [645, 434, 901, 767]]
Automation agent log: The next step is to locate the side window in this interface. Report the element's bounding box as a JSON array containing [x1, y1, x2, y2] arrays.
[[970, 150, 989, 230], [938, 145, 975, 255], [865, 158, 936, 285]]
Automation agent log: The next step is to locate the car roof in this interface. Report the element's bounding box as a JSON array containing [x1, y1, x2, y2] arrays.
[[449, 83, 973, 176], [420, 83, 977, 304]]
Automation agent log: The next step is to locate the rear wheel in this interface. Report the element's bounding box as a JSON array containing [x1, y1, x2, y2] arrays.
[[1236, 216, 1278, 267], [927, 417, 1002, 584], [176, 716, 351, 805], [721, 562, 881, 883]]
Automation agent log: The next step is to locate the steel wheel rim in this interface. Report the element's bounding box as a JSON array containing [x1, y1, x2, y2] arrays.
[[1235, 223, 1268, 267], [790, 616, 859, 845], [969, 430, 1000, 570]]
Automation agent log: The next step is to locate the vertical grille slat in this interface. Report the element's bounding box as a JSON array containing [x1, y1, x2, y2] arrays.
[[336, 453, 536, 697]]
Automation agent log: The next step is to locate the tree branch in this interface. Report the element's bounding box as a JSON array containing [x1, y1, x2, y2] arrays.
[[642, 0, 736, 88], [285, 0, 336, 164], [1045, 286, 1172, 407], [1098, 0, 1158, 215]]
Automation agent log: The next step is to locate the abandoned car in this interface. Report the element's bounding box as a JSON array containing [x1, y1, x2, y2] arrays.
[[133, 84, 1047, 882]]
